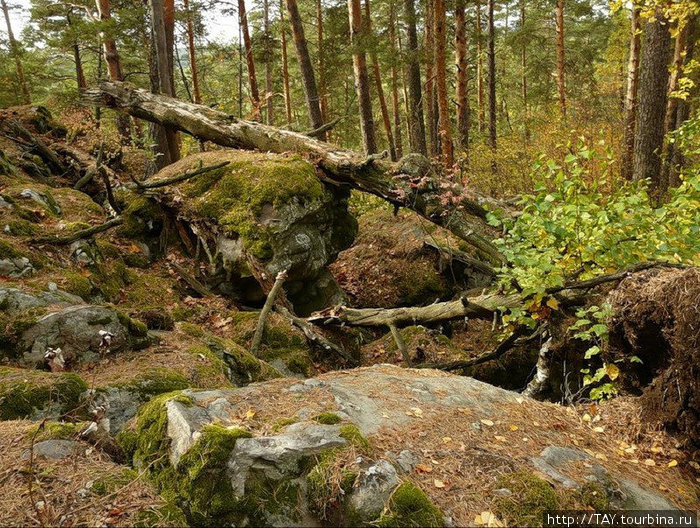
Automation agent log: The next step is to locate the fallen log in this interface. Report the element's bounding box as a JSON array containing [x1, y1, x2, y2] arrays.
[[85, 81, 504, 265], [3, 120, 68, 175], [308, 292, 521, 327]]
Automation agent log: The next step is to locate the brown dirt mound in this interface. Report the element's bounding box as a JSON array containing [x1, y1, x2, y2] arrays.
[[607, 267, 700, 448]]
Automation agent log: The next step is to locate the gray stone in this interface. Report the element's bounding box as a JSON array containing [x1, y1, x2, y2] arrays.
[[17, 305, 146, 367], [395, 450, 420, 473], [0, 257, 33, 278], [346, 459, 399, 523], [0, 287, 83, 312], [531, 446, 593, 488], [0, 195, 13, 209], [23, 440, 85, 460], [19, 188, 61, 215]]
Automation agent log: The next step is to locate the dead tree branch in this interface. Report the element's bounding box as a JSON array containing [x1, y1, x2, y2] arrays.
[[32, 216, 123, 245], [138, 160, 230, 189], [251, 270, 288, 357]]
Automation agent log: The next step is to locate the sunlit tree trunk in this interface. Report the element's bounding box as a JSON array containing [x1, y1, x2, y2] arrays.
[[487, 0, 496, 149], [280, 0, 293, 126], [286, 0, 325, 137], [365, 0, 396, 160], [348, 0, 377, 154], [238, 0, 261, 121], [149, 0, 180, 166], [263, 0, 274, 124], [403, 0, 427, 154], [434, 0, 452, 164], [455, 0, 469, 152], [520, 1, 529, 140], [389, 0, 403, 158], [316, 0, 329, 126], [1, 0, 30, 104], [621, 7, 640, 180], [424, 0, 437, 156], [556, 0, 566, 117], [183, 0, 201, 104], [67, 11, 87, 92], [476, 0, 485, 134], [633, 9, 671, 195]]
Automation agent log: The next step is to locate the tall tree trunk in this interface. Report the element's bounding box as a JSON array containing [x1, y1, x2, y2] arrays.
[[316, 0, 329, 126], [1, 0, 30, 104], [163, 0, 175, 91], [95, 0, 131, 141], [389, 0, 403, 158], [633, 10, 671, 195], [238, 0, 261, 121], [286, 0, 326, 137], [621, 7, 640, 181], [280, 0, 293, 125], [67, 12, 87, 92], [455, 0, 469, 152], [666, 15, 696, 189], [476, 0, 485, 134], [348, 0, 377, 154], [365, 0, 396, 160], [434, 0, 452, 165], [424, 0, 437, 156], [555, 0, 566, 117], [183, 0, 201, 104], [149, 0, 180, 166], [520, 1, 529, 140], [403, 0, 427, 154], [264, 0, 274, 125], [487, 0, 496, 149]]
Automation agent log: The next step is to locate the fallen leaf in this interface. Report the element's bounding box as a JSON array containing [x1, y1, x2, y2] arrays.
[[245, 410, 256, 420], [495, 435, 507, 442], [515, 397, 524, 404], [411, 407, 423, 417], [644, 459, 656, 466], [509, 425, 519, 431], [582, 413, 592, 422], [480, 419, 494, 427], [442, 436, 452, 444], [415, 464, 433, 473], [650, 446, 663, 454], [593, 426, 605, 433], [433, 479, 445, 488], [667, 460, 678, 468]]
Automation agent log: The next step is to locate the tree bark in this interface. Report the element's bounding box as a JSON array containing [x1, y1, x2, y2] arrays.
[[424, 0, 437, 156], [389, 0, 403, 158], [87, 81, 504, 263], [183, 0, 201, 104], [67, 12, 87, 92], [403, 0, 427, 155], [476, 0, 485, 134], [1, 0, 30, 104], [455, 0, 469, 152], [238, 0, 261, 121], [264, 0, 274, 125], [520, 1, 529, 140], [621, 7, 640, 180], [365, 0, 397, 160], [487, 0, 497, 148], [316, 0, 329, 126], [434, 0, 453, 165], [280, 0, 293, 126], [555, 0, 566, 118], [286, 0, 326, 138], [348, 0, 378, 154], [149, 0, 180, 167], [633, 10, 671, 195]]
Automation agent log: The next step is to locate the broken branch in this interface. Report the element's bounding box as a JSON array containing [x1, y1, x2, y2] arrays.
[[31, 216, 123, 245]]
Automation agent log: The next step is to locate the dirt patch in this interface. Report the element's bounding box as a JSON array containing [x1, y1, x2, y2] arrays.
[[607, 268, 700, 448]]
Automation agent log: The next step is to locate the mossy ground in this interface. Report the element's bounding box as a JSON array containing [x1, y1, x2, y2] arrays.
[[0, 367, 87, 420], [491, 471, 559, 527], [374, 482, 445, 527]]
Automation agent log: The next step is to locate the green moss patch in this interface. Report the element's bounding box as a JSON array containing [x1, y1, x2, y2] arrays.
[[374, 482, 444, 527], [339, 424, 371, 451], [26, 420, 91, 442], [492, 471, 559, 527], [313, 412, 342, 425], [0, 367, 88, 420], [0, 306, 46, 358], [307, 447, 358, 521]]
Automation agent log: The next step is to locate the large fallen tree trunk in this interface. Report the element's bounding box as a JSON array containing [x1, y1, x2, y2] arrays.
[[85, 81, 504, 264]]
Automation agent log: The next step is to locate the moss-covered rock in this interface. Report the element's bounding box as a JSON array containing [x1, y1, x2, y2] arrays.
[[0, 367, 88, 420], [491, 471, 559, 527], [26, 420, 91, 442], [373, 482, 444, 527]]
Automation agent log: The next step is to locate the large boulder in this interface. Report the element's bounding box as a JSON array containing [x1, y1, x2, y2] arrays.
[[121, 365, 694, 527], [138, 151, 358, 315]]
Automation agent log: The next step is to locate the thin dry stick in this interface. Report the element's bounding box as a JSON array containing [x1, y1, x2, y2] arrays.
[[251, 270, 288, 356]]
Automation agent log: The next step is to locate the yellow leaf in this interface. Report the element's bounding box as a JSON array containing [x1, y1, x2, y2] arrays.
[[481, 419, 494, 427], [582, 413, 591, 422], [605, 363, 620, 381], [416, 464, 433, 473], [442, 436, 452, 444], [644, 459, 656, 466], [495, 435, 507, 442], [433, 479, 445, 488], [668, 460, 678, 468], [546, 297, 559, 310], [650, 446, 663, 454], [509, 425, 519, 431], [411, 407, 423, 417], [245, 410, 256, 420], [593, 426, 605, 433]]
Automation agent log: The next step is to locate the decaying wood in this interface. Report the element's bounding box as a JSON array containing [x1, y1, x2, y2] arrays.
[[169, 261, 214, 297], [3, 120, 67, 175], [522, 333, 553, 398], [389, 323, 412, 366], [423, 240, 496, 278], [138, 160, 230, 189], [32, 216, 123, 245], [308, 292, 521, 328], [85, 81, 503, 264], [276, 305, 355, 363], [251, 270, 288, 357]]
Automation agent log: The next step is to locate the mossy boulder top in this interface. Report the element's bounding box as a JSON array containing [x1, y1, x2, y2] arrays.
[[147, 150, 358, 313]]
